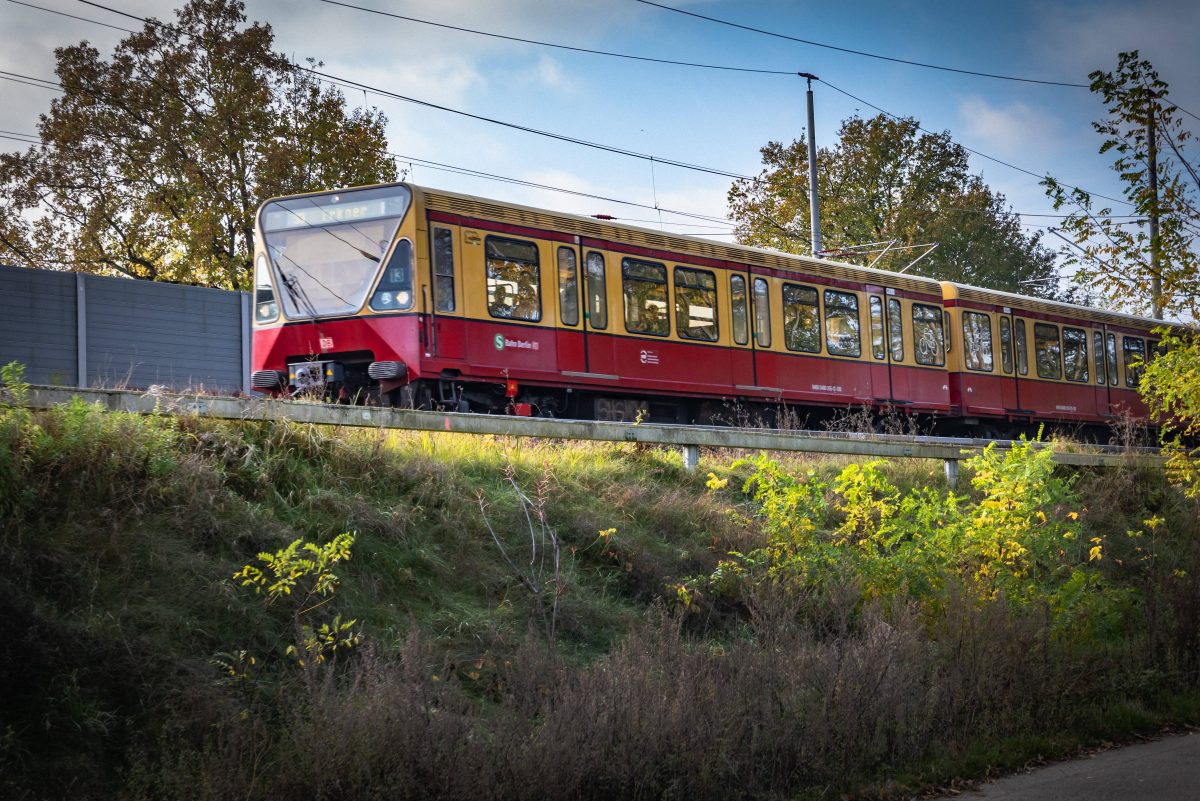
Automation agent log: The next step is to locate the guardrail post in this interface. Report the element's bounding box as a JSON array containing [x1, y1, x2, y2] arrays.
[[681, 444, 700, 472], [944, 458, 960, 490]]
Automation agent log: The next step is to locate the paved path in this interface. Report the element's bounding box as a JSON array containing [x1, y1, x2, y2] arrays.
[[941, 731, 1199, 800]]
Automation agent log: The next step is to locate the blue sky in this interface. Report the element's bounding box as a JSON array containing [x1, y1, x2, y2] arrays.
[[3, 0, 1199, 259]]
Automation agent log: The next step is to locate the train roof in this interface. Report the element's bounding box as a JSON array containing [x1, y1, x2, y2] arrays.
[[400, 183, 1185, 331], [941, 281, 1182, 332], [412, 184, 946, 296]]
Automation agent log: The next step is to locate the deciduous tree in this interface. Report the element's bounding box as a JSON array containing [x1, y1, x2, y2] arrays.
[[0, 0, 397, 290], [1043, 51, 1200, 320], [728, 114, 1059, 296]]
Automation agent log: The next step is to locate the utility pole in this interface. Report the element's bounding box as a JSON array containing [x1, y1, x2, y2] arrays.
[[1146, 91, 1163, 320], [799, 72, 822, 257]]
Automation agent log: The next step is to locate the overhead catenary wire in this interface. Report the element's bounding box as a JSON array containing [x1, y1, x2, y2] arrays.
[[5, 0, 134, 33], [316, 0, 800, 76], [50, 0, 1165, 215], [635, 0, 1090, 88], [817, 76, 1137, 209], [10, 0, 1192, 253]]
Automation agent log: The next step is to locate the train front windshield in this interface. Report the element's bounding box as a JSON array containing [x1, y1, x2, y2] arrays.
[[259, 186, 412, 318]]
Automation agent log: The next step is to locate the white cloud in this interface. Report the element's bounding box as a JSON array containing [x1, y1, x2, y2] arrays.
[[958, 96, 1059, 156], [527, 55, 574, 93]]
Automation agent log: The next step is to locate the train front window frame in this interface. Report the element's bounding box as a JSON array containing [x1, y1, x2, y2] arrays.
[[730, 274, 749, 346], [585, 251, 607, 330], [913, 303, 945, 367], [557, 247, 579, 326], [1123, 336, 1146, 388], [1063, 326, 1089, 383], [962, 311, 994, 372], [887, 298, 904, 362], [622, 258, 669, 337], [674, 266, 719, 342], [485, 236, 541, 322], [782, 283, 820, 354], [431, 226, 456, 313], [260, 185, 412, 319], [824, 290, 861, 357], [1034, 322, 1062, 380], [753, 277, 771, 348]]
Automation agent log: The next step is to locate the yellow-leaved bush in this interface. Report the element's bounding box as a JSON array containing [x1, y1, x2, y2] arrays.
[[689, 438, 1135, 638]]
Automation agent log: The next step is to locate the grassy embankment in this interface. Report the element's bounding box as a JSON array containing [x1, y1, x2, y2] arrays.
[[1, 369, 1198, 800]]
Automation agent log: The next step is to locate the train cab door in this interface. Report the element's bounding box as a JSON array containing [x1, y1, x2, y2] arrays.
[[428, 223, 465, 360], [866, 291, 892, 405]]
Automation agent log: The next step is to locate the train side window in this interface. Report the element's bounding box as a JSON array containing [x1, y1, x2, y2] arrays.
[[585, 251, 607, 330], [1063, 327, 1089, 382], [962, 311, 994, 372], [753, 277, 771, 348], [913, 303, 945, 366], [824, 290, 861, 357], [730, 274, 749, 345], [1093, 331, 1106, 384], [557, 247, 578, 326], [887, 298, 904, 362], [1015, 319, 1029, 375], [674, 267, 719, 342], [999, 316, 1013, 374], [1123, 336, 1146, 387], [1034, 323, 1062, 380], [486, 236, 541, 321], [431, 227, 456, 312], [869, 297, 885, 360], [1106, 333, 1118, 386], [782, 283, 820, 353], [622, 258, 669, 336]]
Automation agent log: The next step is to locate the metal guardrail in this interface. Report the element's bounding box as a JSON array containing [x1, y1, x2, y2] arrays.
[[23, 385, 1164, 487]]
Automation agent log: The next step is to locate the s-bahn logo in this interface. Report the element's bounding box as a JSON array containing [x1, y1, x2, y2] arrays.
[[639, 350, 660, 365], [494, 334, 539, 352]]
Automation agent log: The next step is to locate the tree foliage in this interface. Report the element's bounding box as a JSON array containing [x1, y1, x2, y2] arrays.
[[1141, 330, 1200, 497], [1044, 51, 1200, 319], [728, 114, 1059, 296], [0, 0, 397, 290]]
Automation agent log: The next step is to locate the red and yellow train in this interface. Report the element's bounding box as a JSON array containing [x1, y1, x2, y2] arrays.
[[250, 182, 1167, 436]]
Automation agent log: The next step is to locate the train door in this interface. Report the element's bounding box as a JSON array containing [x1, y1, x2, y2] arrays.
[[579, 248, 615, 377], [729, 271, 755, 389], [866, 291, 891, 404], [428, 223, 464, 360], [1100, 326, 1118, 417], [554, 243, 585, 375], [999, 310, 1021, 413], [885, 294, 910, 401]]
